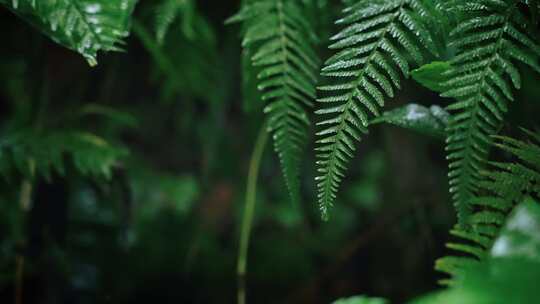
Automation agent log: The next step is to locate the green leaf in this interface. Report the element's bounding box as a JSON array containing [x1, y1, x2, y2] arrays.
[[411, 258, 540, 304], [1, 0, 137, 66], [491, 197, 540, 262], [371, 103, 449, 139], [411, 61, 451, 93]]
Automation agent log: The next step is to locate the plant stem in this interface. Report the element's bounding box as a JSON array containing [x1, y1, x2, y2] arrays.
[[237, 124, 268, 304], [15, 256, 24, 304], [15, 179, 32, 304]]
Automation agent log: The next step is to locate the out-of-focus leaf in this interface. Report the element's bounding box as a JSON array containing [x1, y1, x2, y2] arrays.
[[332, 295, 388, 304], [134, 11, 220, 103], [491, 197, 540, 262], [78, 104, 138, 128], [0, 129, 127, 180], [410, 258, 540, 304], [0, 0, 137, 66], [371, 103, 449, 139], [411, 61, 451, 93], [130, 162, 199, 218], [411, 198, 540, 304], [155, 0, 195, 44]]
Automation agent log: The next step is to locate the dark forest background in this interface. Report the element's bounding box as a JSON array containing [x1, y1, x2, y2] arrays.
[[1, 1, 539, 304]]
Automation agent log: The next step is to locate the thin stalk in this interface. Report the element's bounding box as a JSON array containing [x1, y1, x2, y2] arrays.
[[15, 256, 23, 304], [15, 179, 32, 304], [237, 124, 268, 304]]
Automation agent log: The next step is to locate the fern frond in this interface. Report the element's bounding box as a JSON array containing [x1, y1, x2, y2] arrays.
[[0, 129, 127, 180], [442, 0, 540, 224], [315, 0, 437, 219], [227, 0, 319, 205], [1, 0, 137, 65], [436, 131, 540, 284]]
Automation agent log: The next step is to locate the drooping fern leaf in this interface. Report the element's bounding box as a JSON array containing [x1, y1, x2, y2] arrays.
[[227, 0, 320, 204], [315, 0, 438, 219], [0, 0, 137, 66], [436, 131, 540, 285], [441, 0, 540, 224]]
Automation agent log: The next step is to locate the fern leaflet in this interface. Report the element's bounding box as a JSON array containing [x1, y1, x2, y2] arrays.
[[315, 0, 437, 219]]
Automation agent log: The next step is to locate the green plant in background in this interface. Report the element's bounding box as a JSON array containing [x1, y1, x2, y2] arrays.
[[154, 0, 195, 44], [0, 0, 540, 303], [0, 128, 128, 181]]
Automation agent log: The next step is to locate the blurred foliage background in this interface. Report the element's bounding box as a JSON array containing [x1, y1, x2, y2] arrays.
[[0, 1, 539, 304]]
